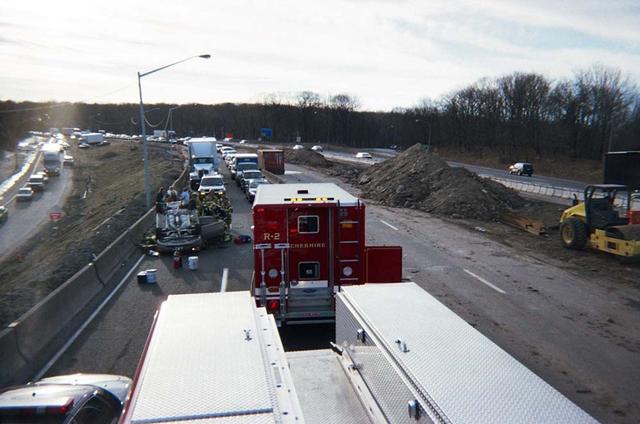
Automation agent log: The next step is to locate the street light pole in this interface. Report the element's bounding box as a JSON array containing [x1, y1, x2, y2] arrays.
[[137, 72, 150, 209], [137, 54, 211, 210]]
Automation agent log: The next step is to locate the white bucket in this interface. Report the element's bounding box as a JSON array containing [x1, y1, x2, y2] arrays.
[[188, 256, 199, 270], [146, 269, 157, 284]]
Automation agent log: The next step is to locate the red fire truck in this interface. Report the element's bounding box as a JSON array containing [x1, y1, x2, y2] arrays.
[[252, 183, 402, 324]]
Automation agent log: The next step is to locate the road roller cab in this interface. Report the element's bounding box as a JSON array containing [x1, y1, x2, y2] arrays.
[[560, 184, 640, 257]]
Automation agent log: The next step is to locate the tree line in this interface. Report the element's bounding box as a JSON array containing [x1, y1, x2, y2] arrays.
[[1, 64, 638, 161]]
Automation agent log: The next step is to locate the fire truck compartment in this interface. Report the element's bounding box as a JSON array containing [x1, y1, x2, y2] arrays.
[[336, 283, 598, 424], [121, 292, 303, 424]]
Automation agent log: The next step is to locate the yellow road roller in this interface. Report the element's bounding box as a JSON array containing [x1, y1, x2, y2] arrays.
[[560, 184, 640, 257]]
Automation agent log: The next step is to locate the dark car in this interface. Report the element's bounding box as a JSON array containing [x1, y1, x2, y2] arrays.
[[0, 373, 131, 424], [508, 162, 534, 177]]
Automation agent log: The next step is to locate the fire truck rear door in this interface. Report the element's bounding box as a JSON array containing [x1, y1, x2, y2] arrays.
[[286, 206, 333, 321]]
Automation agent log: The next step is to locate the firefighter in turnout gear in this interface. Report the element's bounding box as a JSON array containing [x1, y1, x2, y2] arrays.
[[199, 191, 232, 242]]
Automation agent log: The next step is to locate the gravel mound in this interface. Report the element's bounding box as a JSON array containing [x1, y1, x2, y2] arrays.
[[358, 144, 525, 220], [284, 149, 331, 168]]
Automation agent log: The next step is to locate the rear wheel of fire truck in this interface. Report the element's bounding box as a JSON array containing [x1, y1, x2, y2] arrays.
[[560, 217, 588, 250]]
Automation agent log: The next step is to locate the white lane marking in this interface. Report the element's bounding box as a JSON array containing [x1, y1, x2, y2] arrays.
[[34, 254, 145, 380], [220, 268, 229, 293], [379, 219, 399, 231], [463, 269, 506, 295]]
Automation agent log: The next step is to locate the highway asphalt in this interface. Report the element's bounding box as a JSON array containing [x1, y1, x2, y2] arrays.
[[279, 163, 640, 424], [0, 161, 73, 261], [43, 159, 639, 423]]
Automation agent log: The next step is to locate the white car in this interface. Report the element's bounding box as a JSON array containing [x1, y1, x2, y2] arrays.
[[16, 186, 34, 201], [239, 140, 247, 144], [35, 171, 49, 184], [508, 162, 534, 177], [198, 175, 226, 195], [355, 152, 373, 159], [221, 147, 236, 156], [292, 145, 304, 150], [63, 154, 75, 165], [311, 145, 323, 151], [27, 174, 45, 191]]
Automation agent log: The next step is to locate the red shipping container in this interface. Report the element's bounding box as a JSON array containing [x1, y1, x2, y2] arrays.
[[258, 149, 285, 175]]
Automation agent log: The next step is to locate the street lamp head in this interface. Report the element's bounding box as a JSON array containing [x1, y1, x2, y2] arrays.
[[199, 54, 212, 59]]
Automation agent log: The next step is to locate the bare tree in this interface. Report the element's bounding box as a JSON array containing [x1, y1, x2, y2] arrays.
[[297, 91, 322, 143], [575, 64, 633, 155], [329, 93, 360, 144]]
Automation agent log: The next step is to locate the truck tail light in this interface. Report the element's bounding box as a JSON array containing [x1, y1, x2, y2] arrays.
[[267, 299, 280, 312]]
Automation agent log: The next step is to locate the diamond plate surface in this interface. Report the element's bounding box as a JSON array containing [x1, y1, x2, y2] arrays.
[[131, 292, 275, 423], [339, 283, 599, 424], [336, 298, 436, 424], [287, 349, 372, 424], [163, 413, 276, 423]]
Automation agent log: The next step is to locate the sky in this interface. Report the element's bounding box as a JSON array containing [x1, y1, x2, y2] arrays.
[[0, 0, 638, 111]]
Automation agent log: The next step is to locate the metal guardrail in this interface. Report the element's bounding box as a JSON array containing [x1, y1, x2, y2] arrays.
[[489, 176, 640, 209]]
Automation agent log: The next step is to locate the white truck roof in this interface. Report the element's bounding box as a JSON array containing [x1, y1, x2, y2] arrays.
[[122, 292, 303, 424], [336, 283, 598, 424], [253, 183, 360, 206], [41, 143, 63, 152], [186, 137, 217, 143], [123, 284, 597, 424]]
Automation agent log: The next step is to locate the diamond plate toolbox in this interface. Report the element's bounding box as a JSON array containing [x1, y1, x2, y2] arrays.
[[336, 283, 599, 424]]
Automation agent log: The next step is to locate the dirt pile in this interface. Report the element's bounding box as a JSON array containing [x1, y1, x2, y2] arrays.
[[358, 144, 525, 220], [284, 149, 331, 168]]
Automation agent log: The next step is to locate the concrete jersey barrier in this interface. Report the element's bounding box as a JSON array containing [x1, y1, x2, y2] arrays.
[[0, 165, 188, 387]]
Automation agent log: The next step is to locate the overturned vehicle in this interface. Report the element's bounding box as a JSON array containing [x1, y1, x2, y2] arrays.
[[156, 202, 225, 253]]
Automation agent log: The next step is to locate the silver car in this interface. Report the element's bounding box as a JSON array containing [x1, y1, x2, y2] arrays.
[[16, 186, 34, 201], [0, 373, 132, 423]]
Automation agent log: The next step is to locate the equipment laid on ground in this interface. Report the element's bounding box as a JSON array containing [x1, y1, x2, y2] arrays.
[[146, 269, 157, 283], [187, 256, 199, 270], [252, 183, 402, 325], [120, 284, 598, 424]]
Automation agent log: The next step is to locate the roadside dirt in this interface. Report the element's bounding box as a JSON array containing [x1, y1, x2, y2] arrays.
[[284, 148, 363, 183], [359, 144, 526, 220], [290, 147, 640, 277], [0, 142, 183, 328]]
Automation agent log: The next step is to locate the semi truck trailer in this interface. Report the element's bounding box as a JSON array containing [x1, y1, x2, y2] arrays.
[[42, 143, 64, 176], [187, 137, 219, 189]]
